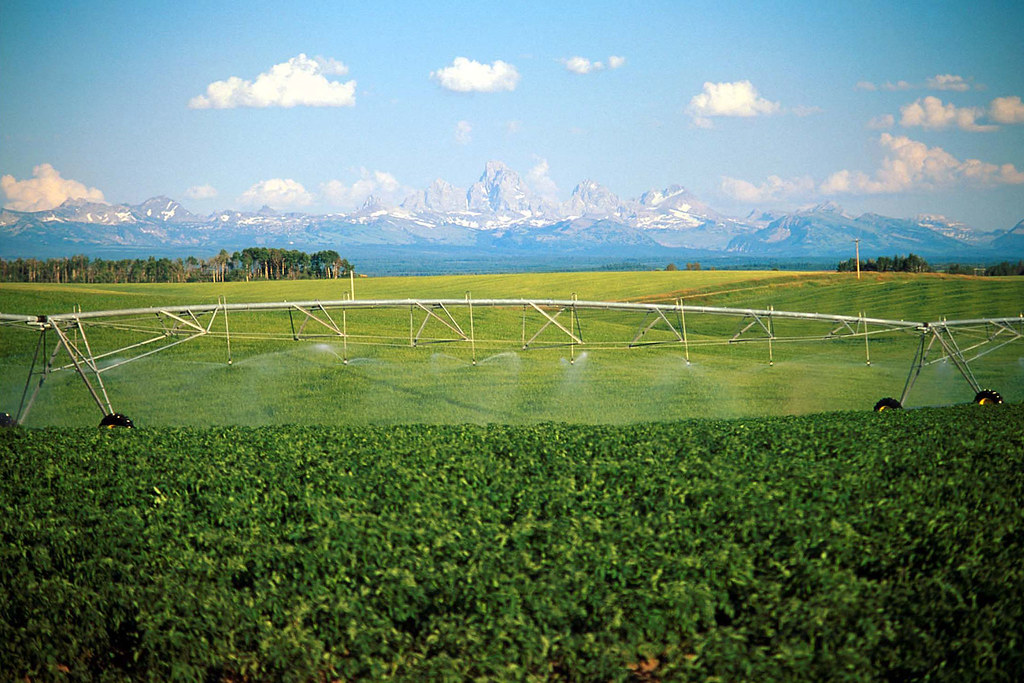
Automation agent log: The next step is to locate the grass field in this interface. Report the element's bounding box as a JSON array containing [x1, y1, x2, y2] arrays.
[[2, 271, 1022, 427]]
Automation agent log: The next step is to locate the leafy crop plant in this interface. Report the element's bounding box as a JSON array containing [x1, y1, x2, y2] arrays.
[[2, 403, 1023, 680]]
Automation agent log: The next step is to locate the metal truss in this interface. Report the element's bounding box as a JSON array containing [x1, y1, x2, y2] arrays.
[[897, 318, 1024, 405], [2, 300, 1021, 425]]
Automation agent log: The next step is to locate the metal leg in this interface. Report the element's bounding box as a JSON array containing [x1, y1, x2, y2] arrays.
[[50, 322, 113, 417], [15, 328, 47, 424], [899, 332, 936, 406], [930, 326, 981, 394]]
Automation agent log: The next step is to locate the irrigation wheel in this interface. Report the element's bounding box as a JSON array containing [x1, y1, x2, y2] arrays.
[[99, 413, 135, 428], [874, 397, 902, 411], [973, 390, 1003, 406], [0, 412, 15, 428]]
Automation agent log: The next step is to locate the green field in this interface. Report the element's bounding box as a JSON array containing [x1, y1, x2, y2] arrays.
[[2, 271, 1023, 427], [3, 405, 1023, 681], [3, 271, 1023, 681]]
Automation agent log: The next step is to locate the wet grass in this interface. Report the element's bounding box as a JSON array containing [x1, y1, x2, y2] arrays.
[[2, 271, 1022, 426]]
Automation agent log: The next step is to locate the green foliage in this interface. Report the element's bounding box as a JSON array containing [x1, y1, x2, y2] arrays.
[[0, 248, 355, 284], [837, 253, 931, 273], [2, 404, 1023, 680], [943, 262, 1024, 277], [985, 261, 1024, 277]]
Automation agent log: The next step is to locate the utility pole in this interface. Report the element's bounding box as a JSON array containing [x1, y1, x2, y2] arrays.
[[854, 238, 861, 280]]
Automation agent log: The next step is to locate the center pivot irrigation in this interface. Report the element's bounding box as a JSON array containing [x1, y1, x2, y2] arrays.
[[2, 297, 1020, 427]]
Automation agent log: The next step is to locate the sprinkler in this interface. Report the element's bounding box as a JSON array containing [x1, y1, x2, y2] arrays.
[[99, 413, 134, 428]]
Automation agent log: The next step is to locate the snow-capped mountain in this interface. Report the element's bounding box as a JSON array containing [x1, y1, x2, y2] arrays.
[[134, 196, 201, 224], [0, 161, 1018, 261], [565, 180, 623, 218], [728, 204, 973, 256], [40, 198, 138, 225], [915, 214, 997, 245], [401, 179, 468, 214]]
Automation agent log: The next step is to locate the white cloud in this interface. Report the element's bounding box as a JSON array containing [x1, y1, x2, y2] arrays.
[[311, 56, 350, 76], [899, 96, 995, 132], [562, 55, 625, 74], [430, 57, 520, 93], [564, 56, 599, 74], [189, 54, 356, 109], [321, 169, 408, 209], [882, 80, 913, 91], [867, 113, 895, 129], [239, 178, 313, 209], [720, 174, 814, 203], [1, 163, 105, 211], [184, 184, 218, 200], [526, 158, 559, 201], [927, 74, 971, 91], [990, 96, 1024, 124], [725, 134, 1024, 202], [454, 120, 472, 145], [858, 75, 983, 93], [687, 80, 780, 127], [821, 133, 1024, 194]]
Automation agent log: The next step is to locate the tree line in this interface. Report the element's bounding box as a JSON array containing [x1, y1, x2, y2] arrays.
[[836, 253, 932, 273], [0, 248, 354, 284], [945, 261, 1024, 276], [837, 253, 1024, 276]]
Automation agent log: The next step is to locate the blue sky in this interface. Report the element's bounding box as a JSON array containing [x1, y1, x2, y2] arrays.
[[2, 0, 1023, 231]]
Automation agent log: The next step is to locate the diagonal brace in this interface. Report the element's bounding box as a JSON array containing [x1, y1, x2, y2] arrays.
[[412, 302, 469, 345], [293, 303, 344, 338], [49, 321, 114, 416], [730, 313, 773, 342], [524, 303, 582, 348], [630, 309, 685, 346]]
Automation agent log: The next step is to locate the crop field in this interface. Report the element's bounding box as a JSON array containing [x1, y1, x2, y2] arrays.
[[2, 404, 1023, 681], [2, 271, 1023, 680], [2, 271, 1023, 426]]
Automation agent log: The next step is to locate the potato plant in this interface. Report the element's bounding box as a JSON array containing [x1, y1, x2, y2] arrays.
[[2, 404, 1023, 680]]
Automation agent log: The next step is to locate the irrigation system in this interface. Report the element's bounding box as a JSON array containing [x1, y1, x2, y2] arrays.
[[2, 297, 1021, 426]]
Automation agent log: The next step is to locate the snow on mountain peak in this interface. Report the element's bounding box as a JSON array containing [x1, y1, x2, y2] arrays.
[[809, 200, 846, 215], [566, 179, 620, 217], [468, 161, 533, 213]]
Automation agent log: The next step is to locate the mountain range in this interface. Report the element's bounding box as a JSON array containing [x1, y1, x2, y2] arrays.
[[2, 161, 1022, 265]]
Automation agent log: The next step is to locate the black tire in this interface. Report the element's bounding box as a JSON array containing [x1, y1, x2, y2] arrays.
[[0, 412, 15, 428], [99, 413, 134, 428], [973, 389, 1003, 406], [874, 397, 902, 411]]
